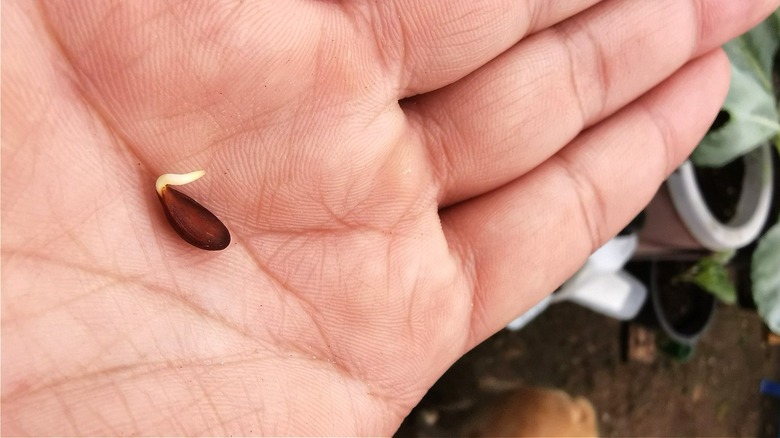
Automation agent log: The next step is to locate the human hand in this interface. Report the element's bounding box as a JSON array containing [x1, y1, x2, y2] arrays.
[[4, 0, 778, 435]]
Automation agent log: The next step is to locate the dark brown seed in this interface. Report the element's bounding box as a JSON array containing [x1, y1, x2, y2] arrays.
[[158, 186, 231, 251]]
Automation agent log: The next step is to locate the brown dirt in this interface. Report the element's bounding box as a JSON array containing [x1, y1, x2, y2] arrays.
[[397, 302, 780, 437]]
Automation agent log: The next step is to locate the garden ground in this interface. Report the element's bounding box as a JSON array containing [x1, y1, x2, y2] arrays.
[[398, 301, 779, 436]]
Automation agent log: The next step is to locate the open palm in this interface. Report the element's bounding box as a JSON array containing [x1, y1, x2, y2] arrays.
[[4, 0, 778, 435]]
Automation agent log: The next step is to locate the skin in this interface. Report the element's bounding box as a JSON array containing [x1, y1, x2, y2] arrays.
[[3, 0, 778, 435]]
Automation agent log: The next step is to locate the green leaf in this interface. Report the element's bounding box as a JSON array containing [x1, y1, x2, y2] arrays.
[[692, 13, 780, 167], [710, 249, 736, 265], [680, 251, 737, 304], [775, 132, 780, 156], [658, 337, 694, 362], [726, 11, 780, 85], [752, 220, 780, 334]]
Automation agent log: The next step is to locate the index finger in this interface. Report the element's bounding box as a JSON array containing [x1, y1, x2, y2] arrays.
[[358, 0, 600, 96]]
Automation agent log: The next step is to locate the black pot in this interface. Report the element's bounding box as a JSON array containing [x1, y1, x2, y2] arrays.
[[630, 261, 717, 346]]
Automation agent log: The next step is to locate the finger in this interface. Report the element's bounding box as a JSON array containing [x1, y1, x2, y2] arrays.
[[441, 50, 731, 346], [406, 0, 779, 206], [372, 0, 601, 96]]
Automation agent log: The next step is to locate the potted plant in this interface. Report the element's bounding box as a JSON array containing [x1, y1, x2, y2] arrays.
[[635, 10, 780, 340]]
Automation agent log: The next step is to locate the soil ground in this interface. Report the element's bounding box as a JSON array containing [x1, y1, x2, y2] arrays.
[[397, 302, 780, 437]]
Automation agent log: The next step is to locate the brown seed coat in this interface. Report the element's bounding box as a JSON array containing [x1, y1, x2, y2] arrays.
[[158, 185, 231, 251]]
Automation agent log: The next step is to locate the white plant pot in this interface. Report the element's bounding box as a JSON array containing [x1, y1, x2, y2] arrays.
[[637, 143, 774, 255]]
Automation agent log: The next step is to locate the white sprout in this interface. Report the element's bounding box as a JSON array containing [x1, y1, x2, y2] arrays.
[[155, 170, 206, 196]]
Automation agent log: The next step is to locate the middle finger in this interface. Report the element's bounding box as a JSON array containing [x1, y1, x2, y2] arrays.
[[404, 0, 772, 206]]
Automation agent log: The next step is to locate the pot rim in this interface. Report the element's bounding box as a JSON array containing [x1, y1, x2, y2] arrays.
[[650, 261, 717, 345], [667, 143, 773, 250]]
